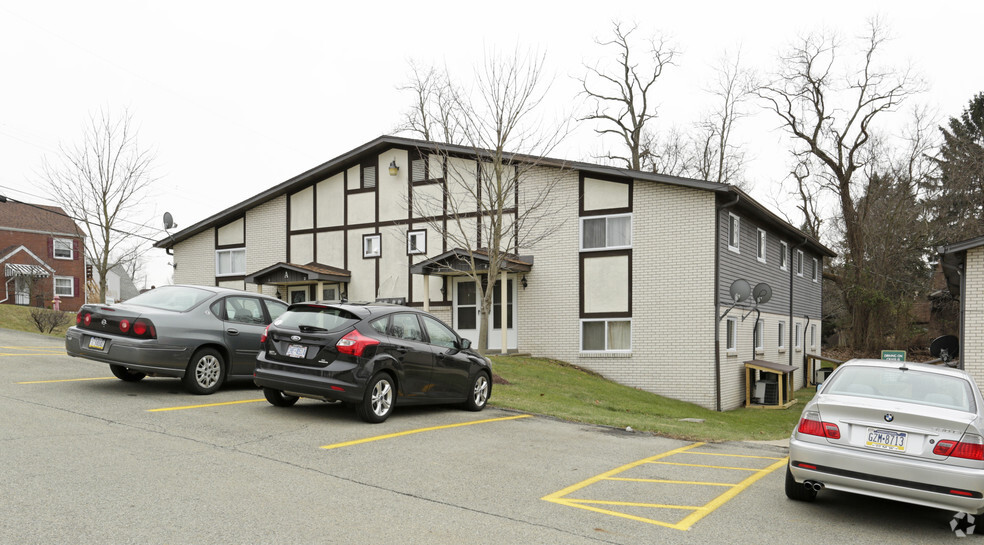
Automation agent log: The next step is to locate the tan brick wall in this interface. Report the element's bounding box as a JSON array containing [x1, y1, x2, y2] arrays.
[[172, 229, 215, 286], [964, 247, 984, 386], [245, 196, 287, 297]]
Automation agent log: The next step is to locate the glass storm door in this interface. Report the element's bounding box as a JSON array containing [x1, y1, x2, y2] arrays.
[[453, 277, 517, 351]]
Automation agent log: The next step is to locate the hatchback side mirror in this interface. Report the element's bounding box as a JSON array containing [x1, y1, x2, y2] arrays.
[[459, 338, 472, 350]]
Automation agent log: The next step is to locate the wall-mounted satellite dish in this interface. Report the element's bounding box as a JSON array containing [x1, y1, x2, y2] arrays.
[[163, 212, 177, 230], [930, 335, 959, 367], [753, 283, 773, 305], [729, 279, 751, 303]]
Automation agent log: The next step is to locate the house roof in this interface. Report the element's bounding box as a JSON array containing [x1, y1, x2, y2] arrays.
[[154, 135, 834, 259], [937, 234, 984, 297], [246, 262, 351, 285], [0, 201, 83, 237], [410, 248, 534, 276]]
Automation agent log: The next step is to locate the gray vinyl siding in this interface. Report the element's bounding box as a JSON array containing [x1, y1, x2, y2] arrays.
[[716, 207, 822, 318]]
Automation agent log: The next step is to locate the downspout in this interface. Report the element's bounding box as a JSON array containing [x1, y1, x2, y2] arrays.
[[790, 237, 809, 382], [714, 193, 740, 412], [959, 264, 966, 370]]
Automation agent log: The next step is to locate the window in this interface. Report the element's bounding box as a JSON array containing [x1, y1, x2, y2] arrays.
[[728, 213, 740, 252], [215, 248, 245, 276], [580, 214, 631, 251], [726, 317, 737, 352], [223, 296, 264, 324], [53, 238, 73, 260], [54, 276, 74, 297], [363, 234, 381, 258], [421, 315, 458, 348], [779, 241, 788, 271], [810, 324, 817, 349], [755, 319, 764, 352], [796, 250, 804, 276], [322, 287, 337, 300], [389, 313, 425, 342], [361, 162, 377, 189], [581, 319, 631, 352], [795, 323, 802, 350], [812, 258, 820, 282], [264, 300, 288, 321], [756, 229, 767, 263], [407, 230, 426, 255], [778, 321, 786, 350]]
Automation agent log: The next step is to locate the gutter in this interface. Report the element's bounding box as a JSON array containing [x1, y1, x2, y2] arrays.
[[714, 192, 740, 412]]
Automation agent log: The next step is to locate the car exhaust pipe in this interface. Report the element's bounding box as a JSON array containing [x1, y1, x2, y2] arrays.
[[804, 480, 825, 491]]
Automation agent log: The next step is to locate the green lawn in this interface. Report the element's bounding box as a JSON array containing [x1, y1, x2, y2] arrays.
[[0, 304, 74, 337], [489, 355, 813, 442]]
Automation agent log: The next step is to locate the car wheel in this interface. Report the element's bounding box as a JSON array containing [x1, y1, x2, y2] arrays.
[[463, 372, 490, 411], [263, 387, 299, 407], [110, 364, 146, 382], [357, 373, 395, 423], [182, 348, 225, 395], [784, 465, 817, 502]]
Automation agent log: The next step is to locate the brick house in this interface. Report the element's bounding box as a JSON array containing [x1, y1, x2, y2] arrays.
[[0, 201, 86, 311], [155, 136, 833, 410]]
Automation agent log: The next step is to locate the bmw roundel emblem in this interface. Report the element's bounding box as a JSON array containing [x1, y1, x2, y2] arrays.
[[884, 414, 894, 422], [290, 335, 301, 342]]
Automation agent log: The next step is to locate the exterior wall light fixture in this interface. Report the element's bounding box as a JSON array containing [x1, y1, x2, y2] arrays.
[[388, 159, 399, 176]]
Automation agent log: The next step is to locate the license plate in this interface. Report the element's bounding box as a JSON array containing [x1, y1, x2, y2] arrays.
[[866, 428, 907, 452], [286, 344, 306, 358], [87, 337, 106, 350]]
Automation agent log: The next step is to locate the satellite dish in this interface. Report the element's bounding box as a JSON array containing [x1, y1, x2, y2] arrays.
[[753, 283, 773, 305], [930, 335, 960, 366], [729, 279, 751, 303], [163, 212, 177, 230]]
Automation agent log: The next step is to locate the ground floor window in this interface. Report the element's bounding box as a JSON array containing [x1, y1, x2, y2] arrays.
[[726, 317, 737, 352], [581, 319, 631, 352], [54, 276, 74, 297]]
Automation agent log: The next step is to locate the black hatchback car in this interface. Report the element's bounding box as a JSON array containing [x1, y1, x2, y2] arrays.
[[253, 302, 492, 423]]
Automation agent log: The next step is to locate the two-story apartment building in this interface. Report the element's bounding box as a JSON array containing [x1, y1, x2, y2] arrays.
[[939, 235, 984, 386], [0, 201, 86, 311], [156, 136, 833, 410]]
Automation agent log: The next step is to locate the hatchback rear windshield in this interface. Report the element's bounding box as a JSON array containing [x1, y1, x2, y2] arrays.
[[122, 286, 214, 312], [825, 365, 976, 412], [276, 306, 360, 331]]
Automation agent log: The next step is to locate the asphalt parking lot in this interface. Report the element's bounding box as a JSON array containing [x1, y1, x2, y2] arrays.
[[0, 328, 974, 544]]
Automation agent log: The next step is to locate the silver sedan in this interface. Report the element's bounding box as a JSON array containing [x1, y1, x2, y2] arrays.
[[787, 358, 984, 514], [66, 285, 288, 394]]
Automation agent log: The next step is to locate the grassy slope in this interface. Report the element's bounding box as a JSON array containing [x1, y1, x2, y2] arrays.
[[0, 305, 73, 337], [489, 355, 812, 442]]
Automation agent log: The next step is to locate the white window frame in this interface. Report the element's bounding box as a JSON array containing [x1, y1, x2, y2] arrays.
[[796, 250, 804, 277], [810, 324, 817, 349], [756, 229, 767, 263], [215, 248, 246, 277], [54, 276, 74, 297], [579, 213, 632, 252], [580, 319, 632, 353], [754, 318, 764, 353], [812, 257, 820, 282], [728, 213, 740, 253], [363, 234, 381, 258], [53, 238, 73, 260], [794, 322, 802, 351], [726, 317, 738, 353], [778, 321, 786, 351], [779, 241, 788, 271], [407, 230, 426, 255]]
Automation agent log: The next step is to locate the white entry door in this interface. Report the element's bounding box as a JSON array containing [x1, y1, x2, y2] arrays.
[[453, 277, 517, 351]]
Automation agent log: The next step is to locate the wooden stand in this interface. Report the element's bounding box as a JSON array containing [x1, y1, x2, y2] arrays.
[[744, 360, 798, 409]]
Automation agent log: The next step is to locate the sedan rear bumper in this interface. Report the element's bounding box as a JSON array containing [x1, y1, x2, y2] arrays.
[[789, 434, 984, 514], [65, 327, 189, 377]]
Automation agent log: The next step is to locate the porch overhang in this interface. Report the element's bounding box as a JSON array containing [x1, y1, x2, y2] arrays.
[[246, 262, 351, 285], [4, 263, 52, 278], [410, 248, 533, 276]]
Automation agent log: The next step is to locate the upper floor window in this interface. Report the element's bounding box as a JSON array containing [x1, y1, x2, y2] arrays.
[[779, 241, 788, 271], [728, 213, 740, 253], [361, 161, 377, 189], [53, 238, 73, 260], [407, 230, 426, 255], [796, 250, 804, 276], [756, 229, 767, 263], [580, 214, 631, 251], [215, 248, 245, 276], [812, 258, 820, 282], [363, 234, 381, 258]]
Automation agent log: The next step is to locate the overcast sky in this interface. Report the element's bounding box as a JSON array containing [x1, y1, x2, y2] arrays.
[[2, 1, 982, 286]]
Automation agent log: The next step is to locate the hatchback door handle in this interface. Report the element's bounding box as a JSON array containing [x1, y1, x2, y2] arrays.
[[227, 328, 239, 336]]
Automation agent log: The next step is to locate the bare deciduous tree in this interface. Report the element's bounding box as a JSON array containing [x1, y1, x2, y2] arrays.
[[757, 18, 924, 349], [581, 21, 677, 170], [41, 109, 157, 303], [403, 48, 571, 354], [395, 60, 462, 145]]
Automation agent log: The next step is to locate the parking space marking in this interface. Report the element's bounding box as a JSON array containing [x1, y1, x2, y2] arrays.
[[147, 399, 266, 412], [321, 414, 532, 450], [542, 442, 787, 531], [0, 346, 66, 356], [17, 377, 115, 384]]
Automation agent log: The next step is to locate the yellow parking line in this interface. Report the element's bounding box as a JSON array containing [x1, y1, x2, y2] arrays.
[[0, 352, 66, 357], [17, 377, 115, 384], [608, 477, 733, 487], [689, 451, 784, 460], [147, 399, 266, 412], [673, 457, 788, 529], [321, 414, 532, 450], [649, 461, 761, 471]]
